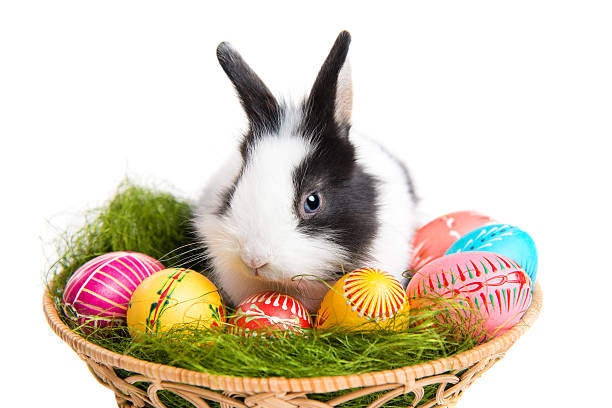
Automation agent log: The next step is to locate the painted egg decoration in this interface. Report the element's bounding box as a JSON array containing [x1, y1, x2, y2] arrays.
[[410, 211, 493, 272], [406, 252, 533, 339], [62, 251, 165, 329], [229, 292, 312, 335], [127, 268, 225, 335], [445, 224, 538, 283], [315, 268, 409, 331]]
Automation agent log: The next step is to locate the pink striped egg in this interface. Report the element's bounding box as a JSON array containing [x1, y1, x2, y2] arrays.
[[406, 252, 532, 339], [62, 251, 164, 329]]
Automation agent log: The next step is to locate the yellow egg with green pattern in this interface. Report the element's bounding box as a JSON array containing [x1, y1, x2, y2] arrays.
[[315, 268, 409, 331], [127, 268, 225, 335]]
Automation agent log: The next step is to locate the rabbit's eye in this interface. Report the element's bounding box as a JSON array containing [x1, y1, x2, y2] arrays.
[[304, 193, 321, 214]]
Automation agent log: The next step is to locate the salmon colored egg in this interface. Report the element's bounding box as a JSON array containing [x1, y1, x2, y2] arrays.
[[410, 211, 493, 272]]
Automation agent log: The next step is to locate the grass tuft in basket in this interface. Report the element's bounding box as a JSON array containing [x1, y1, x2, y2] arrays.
[[46, 179, 204, 300]]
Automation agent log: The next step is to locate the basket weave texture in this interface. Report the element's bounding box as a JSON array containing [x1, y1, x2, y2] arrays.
[[44, 283, 542, 408]]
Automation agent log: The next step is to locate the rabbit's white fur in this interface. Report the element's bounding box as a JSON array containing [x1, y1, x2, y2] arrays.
[[195, 119, 416, 312], [194, 31, 417, 312]]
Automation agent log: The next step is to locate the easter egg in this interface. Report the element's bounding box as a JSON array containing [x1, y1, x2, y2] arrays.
[[406, 252, 532, 339], [62, 251, 165, 329], [315, 268, 409, 330], [126, 268, 225, 334], [410, 211, 493, 271], [229, 292, 312, 335], [445, 224, 538, 283]]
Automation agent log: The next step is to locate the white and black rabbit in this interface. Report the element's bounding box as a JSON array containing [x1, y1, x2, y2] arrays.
[[194, 31, 418, 312]]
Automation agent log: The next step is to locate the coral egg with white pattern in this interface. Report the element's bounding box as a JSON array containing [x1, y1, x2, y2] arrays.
[[410, 211, 493, 271], [229, 292, 312, 335]]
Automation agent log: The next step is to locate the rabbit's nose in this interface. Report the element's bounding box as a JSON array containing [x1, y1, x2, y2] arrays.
[[241, 241, 271, 270], [241, 251, 269, 270]]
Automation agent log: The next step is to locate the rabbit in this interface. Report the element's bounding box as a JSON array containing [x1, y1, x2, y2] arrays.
[[194, 31, 418, 313]]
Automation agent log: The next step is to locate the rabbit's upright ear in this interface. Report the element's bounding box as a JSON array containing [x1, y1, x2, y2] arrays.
[[307, 31, 353, 129], [217, 42, 280, 132]]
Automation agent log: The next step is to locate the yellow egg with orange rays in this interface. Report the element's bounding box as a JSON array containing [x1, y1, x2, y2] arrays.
[[315, 268, 409, 330]]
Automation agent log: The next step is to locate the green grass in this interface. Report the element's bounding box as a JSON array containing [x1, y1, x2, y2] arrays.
[[77, 312, 479, 379]]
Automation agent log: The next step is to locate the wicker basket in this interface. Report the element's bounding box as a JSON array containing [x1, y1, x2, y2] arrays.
[[43, 282, 542, 408]]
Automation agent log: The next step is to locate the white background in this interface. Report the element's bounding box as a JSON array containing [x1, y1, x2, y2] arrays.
[[1, 1, 611, 407]]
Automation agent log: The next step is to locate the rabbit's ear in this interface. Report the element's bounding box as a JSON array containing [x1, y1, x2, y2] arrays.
[[217, 42, 280, 132], [307, 31, 352, 128]]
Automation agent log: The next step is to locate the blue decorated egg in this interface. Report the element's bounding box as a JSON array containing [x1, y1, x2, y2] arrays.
[[445, 224, 537, 283]]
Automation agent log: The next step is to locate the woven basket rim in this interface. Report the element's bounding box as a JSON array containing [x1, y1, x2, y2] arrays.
[[43, 281, 542, 394]]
